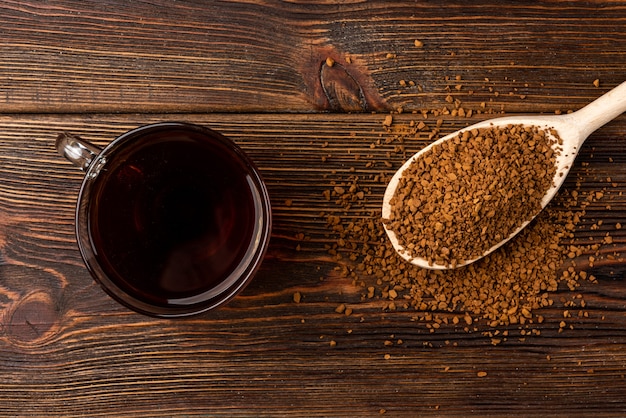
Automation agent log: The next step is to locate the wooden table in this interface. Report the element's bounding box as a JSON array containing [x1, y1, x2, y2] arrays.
[[1, 1, 625, 416]]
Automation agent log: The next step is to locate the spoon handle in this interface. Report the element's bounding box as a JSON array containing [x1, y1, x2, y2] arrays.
[[572, 80, 626, 142]]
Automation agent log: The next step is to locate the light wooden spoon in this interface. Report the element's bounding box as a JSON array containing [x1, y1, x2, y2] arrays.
[[382, 80, 626, 270]]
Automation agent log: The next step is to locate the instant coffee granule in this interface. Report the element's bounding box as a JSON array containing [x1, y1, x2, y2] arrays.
[[322, 107, 611, 337], [384, 124, 561, 268], [329, 186, 593, 330]]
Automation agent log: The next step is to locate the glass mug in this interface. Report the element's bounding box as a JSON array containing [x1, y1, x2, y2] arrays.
[[56, 122, 272, 317]]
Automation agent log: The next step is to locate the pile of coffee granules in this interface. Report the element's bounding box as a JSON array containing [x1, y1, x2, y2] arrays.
[[383, 124, 561, 268], [322, 110, 613, 340]]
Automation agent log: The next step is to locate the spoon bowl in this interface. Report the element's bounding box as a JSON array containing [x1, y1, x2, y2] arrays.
[[382, 81, 626, 270]]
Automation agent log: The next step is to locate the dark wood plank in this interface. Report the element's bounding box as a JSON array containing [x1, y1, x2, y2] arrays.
[[0, 1, 624, 113], [0, 113, 625, 415], [1, 1, 626, 415]]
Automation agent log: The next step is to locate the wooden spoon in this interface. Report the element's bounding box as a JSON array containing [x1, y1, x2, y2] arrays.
[[382, 81, 626, 270]]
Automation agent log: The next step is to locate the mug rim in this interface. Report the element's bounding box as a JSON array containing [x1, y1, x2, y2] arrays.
[[75, 122, 272, 317]]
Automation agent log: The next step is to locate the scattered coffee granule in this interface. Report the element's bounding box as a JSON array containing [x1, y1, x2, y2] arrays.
[[384, 124, 561, 268], [321, 107, 607, 334], [353, 201, 587, 328]]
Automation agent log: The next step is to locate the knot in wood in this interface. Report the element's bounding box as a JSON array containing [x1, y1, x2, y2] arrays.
[[320, 60, 367, 112], [5, 291, 61, 347]]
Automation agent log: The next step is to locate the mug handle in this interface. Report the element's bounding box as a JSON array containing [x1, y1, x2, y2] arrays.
[[56, 132, 102, 171]]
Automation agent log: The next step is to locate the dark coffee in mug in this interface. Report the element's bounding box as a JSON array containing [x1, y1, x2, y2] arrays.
[[90, 128, 258, 303], [59, 123, 271, 317]]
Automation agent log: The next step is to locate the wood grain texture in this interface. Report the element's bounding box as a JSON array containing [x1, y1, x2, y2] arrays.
[[0, 113, 625, 416], [1, 0, 626, 416], [0, 1, 624, 113]]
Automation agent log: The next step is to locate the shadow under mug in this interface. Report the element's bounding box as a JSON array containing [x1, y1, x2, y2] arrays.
[[56, 122, 272, 317]]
